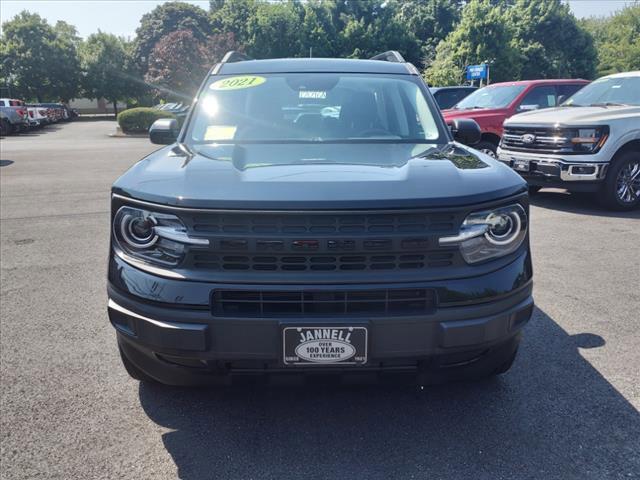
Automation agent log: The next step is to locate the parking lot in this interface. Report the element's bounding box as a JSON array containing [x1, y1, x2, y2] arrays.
[[1, 120, 639, 479]]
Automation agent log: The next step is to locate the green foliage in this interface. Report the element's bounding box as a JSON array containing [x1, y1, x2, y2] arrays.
[[425, 0, 597, 86], [582, 5, 640, 76], [425, 0, 519, 85], [117, 107, 176, 133], [0, 11, 81, 101], [505, 0, 596, 80], [391, 0, 461, 61], [80, 32, 136, 114], [145, 30, 239, 100], [132, 2, 212, 72]]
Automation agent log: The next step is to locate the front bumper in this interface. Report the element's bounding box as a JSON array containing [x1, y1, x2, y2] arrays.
[[498, 148, 607, 191], [107, 251, 534, 385]]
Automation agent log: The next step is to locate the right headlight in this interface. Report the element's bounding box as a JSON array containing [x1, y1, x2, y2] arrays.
[[439, 204, 527, 264], [113, 205, 208, 268]]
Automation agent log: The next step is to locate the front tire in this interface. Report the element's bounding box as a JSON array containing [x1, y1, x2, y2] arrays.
[[475, 140, 498, 158], [599, 151, 640, 210]]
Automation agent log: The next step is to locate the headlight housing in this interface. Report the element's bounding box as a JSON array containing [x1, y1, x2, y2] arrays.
[[567, 126, 609, 153], [439, 204, 527, 264], [113, 206, 208, 267]]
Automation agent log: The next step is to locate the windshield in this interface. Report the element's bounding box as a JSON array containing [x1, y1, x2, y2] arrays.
[[187, 73, 444, 144], [453, 85, 525, 110], [564, 76, 640, 107]]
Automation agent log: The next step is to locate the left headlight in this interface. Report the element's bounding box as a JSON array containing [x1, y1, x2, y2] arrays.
[[568, 126, 609, 153], [113, 206, 208, 267], [439, 204, 528, 264]]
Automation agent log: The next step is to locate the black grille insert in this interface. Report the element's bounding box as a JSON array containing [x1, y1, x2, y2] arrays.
[[193, 252, 456, 271], [212, 288, 437, 317]]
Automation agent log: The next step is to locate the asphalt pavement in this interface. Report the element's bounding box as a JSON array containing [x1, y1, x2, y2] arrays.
[[1, 121, 639, 480]]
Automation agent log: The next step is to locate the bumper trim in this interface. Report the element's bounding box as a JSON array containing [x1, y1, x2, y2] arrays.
[[498, 151, 608, 183], [108, 299, 208, 351]]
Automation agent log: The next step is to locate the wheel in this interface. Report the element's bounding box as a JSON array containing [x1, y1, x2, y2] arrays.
[[119, 345, 157, 383], [528, 185, 542, 195], [475, 140, 498, 158], [0, 119, 9, 136], [599, 151, 640, 210]]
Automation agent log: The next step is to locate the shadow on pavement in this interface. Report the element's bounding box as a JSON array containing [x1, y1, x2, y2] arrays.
[[0, 159, 14, 167], [530, 189, 640, 219], [139, 307, 640, 479]]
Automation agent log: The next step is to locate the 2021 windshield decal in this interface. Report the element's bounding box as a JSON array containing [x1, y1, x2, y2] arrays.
[[210, 76, 266, 91]]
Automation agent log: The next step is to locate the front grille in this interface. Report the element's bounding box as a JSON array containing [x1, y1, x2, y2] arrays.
[[181, 211, 464, 275], [191, 211, 456, 235], [502, 127, 570, 153], [192, 252, 456, 271], [212, 288, 437, 317], [180, 210, 465, 274]]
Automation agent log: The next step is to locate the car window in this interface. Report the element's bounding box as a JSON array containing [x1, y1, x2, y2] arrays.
[[188, 73, 443, 144], [564, 76, 640, 106], [0, 101, 5, 106], [435, 89, 472, 110], [518, 86, 557, 110], [454, 85, 526, 109], [558, 84, 584, 99]]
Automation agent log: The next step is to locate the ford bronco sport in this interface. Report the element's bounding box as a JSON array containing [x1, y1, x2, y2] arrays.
[[108, 51, 534, 386]]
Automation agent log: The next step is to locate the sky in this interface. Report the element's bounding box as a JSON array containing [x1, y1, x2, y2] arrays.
[[0, 0, 638, 39]]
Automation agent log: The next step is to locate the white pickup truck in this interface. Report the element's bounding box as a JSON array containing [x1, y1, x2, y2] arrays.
[[497, 71, 640, 210]]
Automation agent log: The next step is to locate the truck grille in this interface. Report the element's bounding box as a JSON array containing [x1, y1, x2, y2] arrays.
[[212, 288, 437, 317], [190, 211, 456, 235], [192, 252, 456, 271], [181, 210, 465, 274], [502, 127, 570, 153]]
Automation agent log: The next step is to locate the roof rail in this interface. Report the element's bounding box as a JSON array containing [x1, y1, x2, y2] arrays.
[[220, 50, 252, 63], [369, 51, 406, 63]]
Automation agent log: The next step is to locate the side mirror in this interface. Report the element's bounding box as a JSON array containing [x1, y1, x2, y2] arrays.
[[557, 95, 567, 105], [449, 118, 481, 146], [149, 118, 179, 145], [517, 104, 539, 112]]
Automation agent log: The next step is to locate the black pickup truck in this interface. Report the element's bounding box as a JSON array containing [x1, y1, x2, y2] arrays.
[[108, 51, 533, 386]]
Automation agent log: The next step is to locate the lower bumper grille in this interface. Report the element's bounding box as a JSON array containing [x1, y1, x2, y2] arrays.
[[212, 288, 437, 317]]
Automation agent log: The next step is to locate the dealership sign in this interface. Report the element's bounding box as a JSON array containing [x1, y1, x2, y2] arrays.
[[466, 64, 488, 80]]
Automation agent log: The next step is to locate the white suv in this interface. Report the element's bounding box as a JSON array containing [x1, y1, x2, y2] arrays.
[[497, 71, 640, 210]]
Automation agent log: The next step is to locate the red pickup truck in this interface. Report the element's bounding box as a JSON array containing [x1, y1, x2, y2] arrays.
[[442, 79, 589, 157]]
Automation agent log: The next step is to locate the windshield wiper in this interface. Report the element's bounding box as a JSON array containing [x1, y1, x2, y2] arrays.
[[589, 102, 628, 107]]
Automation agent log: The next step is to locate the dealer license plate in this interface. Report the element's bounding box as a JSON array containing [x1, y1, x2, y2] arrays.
[[282, 326, 368, 366], [513, 159, 530, 172]]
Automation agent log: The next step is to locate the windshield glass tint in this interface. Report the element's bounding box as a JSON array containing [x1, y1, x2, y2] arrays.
[[454, 85, 525, 109], [188, 73, 442, 143], [564, 76, 640, 106]]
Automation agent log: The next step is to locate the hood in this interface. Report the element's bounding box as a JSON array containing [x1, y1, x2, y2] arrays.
[[113, 142, 526, 209], [442, 108, 509, 122], [505, 105, 640, 126]]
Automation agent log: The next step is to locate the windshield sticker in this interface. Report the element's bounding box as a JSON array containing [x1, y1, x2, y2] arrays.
[[204, 125, 237, 140], [299, 91, 327, 99], [210, 76, 266, 91]]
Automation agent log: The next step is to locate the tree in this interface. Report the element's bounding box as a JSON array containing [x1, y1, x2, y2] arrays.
[[0, 11, 81, 102], [424, 0, 520, 85], [210, 0, 259, 47], [145, 30, 239, 101], [582, 5, 640, 76], [505, 0, 596, 80], [80, 32, 134, 116], [132, 2, 212, 73], [246, 1, 303, 58], [392, 0, 461, 65]]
